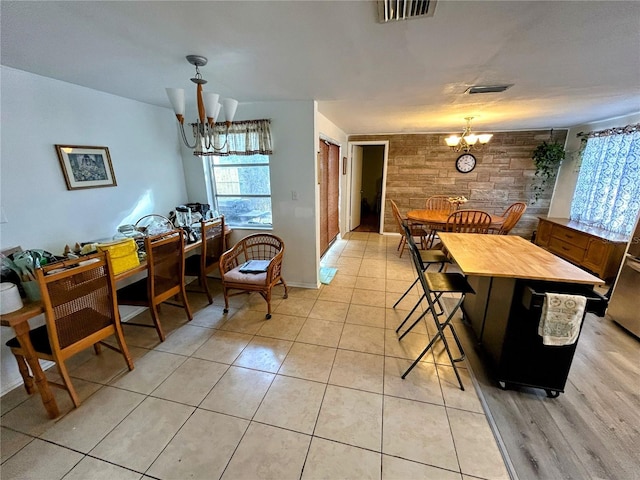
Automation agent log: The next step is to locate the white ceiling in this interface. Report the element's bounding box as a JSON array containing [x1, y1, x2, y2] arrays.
[[2, 1, 639, 135]]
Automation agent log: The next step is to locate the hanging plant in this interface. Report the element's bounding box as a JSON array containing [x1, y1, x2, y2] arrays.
[[532, 140, 565, 202]]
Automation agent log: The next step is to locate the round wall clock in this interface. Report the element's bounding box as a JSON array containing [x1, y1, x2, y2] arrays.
[[456, 153, 477, 173]]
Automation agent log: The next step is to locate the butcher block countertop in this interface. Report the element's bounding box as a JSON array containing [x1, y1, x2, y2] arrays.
[[438, 233, 605, 285]]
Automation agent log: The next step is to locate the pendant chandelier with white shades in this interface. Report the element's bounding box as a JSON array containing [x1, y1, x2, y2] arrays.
[[444, 117, 493, 152], [166, 55, 238, 155]]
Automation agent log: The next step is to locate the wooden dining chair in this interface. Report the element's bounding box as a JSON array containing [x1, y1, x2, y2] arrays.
[[219, 233, 288, 319], [445, 209, 492, 234], [496, 202, 527, 235], [423, 195, 457, 248], [390, 199, 426, 257], [5, 252, 134, 407], [184, 216, 226, 304], [118, 229, 192, 341]]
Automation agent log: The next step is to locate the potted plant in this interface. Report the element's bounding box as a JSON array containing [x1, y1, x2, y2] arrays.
[[532, 140, 565, 202]]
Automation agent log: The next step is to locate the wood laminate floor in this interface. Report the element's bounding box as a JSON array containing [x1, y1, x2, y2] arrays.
[[456, 310, 640, 480]]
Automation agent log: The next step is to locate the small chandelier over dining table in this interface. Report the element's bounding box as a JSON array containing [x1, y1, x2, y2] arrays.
[[444, 117, 493, 152], [165, 55, 238, 153]]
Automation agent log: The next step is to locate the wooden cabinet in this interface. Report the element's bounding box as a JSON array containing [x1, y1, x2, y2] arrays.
[[535, 217, 628, 281]]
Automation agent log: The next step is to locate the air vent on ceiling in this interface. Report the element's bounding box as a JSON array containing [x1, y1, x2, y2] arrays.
[[465, 84, 513, 95], [377, 0, 437, 23]]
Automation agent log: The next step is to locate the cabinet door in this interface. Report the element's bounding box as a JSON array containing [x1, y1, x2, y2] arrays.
[[536, 219, 553, 247], [583, 238, 608, 276]]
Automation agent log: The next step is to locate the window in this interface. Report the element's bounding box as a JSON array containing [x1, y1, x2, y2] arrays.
[[210, 154, 272, 228], [570, 126, 640, 236]]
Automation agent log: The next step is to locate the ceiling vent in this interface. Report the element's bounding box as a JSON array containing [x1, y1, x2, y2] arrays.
[[377, 0, 437, 23], [465, 84, 513, 95]]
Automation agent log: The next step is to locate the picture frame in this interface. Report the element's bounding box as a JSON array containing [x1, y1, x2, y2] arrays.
[[55, 145, 117, 190]]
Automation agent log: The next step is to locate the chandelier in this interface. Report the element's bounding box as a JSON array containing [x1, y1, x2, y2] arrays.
[[444, 117, 493, 152], [165, 55, 238, 154]]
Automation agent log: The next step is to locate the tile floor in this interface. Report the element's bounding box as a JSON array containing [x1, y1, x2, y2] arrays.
[[0, 232, 509, 480]]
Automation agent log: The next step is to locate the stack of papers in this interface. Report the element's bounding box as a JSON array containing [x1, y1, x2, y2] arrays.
[[239, 260, 270, 273]]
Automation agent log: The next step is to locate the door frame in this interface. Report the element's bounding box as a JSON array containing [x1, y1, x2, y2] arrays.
[[346, 141, 389, 235]]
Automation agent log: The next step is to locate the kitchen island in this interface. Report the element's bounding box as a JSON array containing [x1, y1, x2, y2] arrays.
[[438, 233, 605, 397]]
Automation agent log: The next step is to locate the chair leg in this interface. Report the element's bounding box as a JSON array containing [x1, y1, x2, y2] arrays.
[[13, 353, 35, 394], [399, 237, 406, 258], [56, 360, 81, 408], [149, 304, 166, 342], [223, 287, 230, 314], [93, 343, 102, 355], [265, 289, 272, 319], [179, 285, 193, 321], [201, 274, 213, 305], [113, 323, 135, 371], [280, 278, 289, 299]]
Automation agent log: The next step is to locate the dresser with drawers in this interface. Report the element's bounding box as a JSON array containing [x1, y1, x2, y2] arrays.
[[535, 217, 628, 281]]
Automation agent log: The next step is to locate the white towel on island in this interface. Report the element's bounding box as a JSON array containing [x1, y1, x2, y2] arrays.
[[538, 293, 587, 346]]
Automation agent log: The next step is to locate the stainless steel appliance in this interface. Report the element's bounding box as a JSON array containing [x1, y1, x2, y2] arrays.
[[607, 215, 640, 338]]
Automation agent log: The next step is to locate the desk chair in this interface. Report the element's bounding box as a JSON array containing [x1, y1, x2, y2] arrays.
[[118, 229, 192, 341], [399, 224, 474, 390], [185, 216, 226, 304], [496, 202, 527, 235], [219, 233, 288, 319], [6, 252, 134, 407], [390, 199, 426, 257]]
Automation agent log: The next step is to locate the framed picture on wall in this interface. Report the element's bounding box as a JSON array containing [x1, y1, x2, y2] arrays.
[[54, 145, 117, 190]]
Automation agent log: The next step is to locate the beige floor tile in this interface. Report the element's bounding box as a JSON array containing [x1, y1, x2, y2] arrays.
[[90, 396, 194, 472], [256, 313, 306, 340], [69, 345, 146, 385], [354, 275, 386, 291], [246, 293, 284, 313], [1, 378, 102, 438], [448, 408, 510, 480], [151, 357, 228, 406], [345, 304, 386, 328], [385, 278, 416, 294], [315, 385, 382, 451], [278, 342, 337, 382], [0, 383, 31, 416], [188, 305, 229, 329], [233, 336, 292, 373], [219, 308, 268, 334], [110, 350, 186, 395], [302, 437, 381, 480], [0, 438, 83, 480], [153, 324, 214, 356], [318, 285, 354, 304], [63, 456, 142, 480], [384, 329, 434, 362], [287, 286, 322, 300], [296, 318, 344, 348], [382, 455, 462, 480], [382, 396, 458, 471], [329, 273, 357, 287], [254, 375, 325, 434], [351, 288, 387, 308], [120, 322, 164, 350], [329, 349, 384, 394], [384, 357, 444, 405], [273, 297, 316, 317], [40, 386, 144, 452], [0, 426, 32, 463], [192, 329, 253, 364], [339, 324, 385, 355], [147, 409, 248, 480], [308, 300, 350, 322], [200, 366, 274, 418], [385, 307, 428, 335], [358, 264, 386, 279], [437, 365, 483, 413], [221, 423, 311, 480], [386, 267, 416, 282]]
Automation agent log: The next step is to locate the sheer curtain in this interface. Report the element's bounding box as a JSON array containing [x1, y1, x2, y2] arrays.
[[570, 126, 640, 235]]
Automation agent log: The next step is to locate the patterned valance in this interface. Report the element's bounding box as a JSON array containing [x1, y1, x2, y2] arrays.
[[577, 123, 640, 139], [196, 119, 272, 156]]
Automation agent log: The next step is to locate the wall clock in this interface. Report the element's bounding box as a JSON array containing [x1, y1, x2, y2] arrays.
[[456, 153, 477, 173]]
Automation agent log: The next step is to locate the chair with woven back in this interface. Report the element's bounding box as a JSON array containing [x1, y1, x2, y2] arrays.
[[444, 209, 492, 234], [184, 216, 226, 304], [496, 202, 527, 235], [118, 229, 192, 342], [389, 199, 426, 257], [219, 233, 288, 319], [5, 252, 134, 407]]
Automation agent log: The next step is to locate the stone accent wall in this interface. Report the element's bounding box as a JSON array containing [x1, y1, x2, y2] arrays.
[[349, 130, 568, 239]]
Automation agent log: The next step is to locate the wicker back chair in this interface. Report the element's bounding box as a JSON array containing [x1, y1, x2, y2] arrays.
[[219, 233, 288, 319], [118, 229, 192, 341], [445, 210, 492, 234], [185, 216, 226, 304], [5, 252, 134, 407], [497, 202, 527, 234], [390, 199, 426, 257]]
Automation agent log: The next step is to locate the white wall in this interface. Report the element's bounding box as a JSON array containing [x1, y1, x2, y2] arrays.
[[549, 112, 640, 218], [0, 66, 188, 395]]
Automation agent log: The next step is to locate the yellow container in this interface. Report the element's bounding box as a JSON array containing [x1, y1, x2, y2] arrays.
[[96, 238, 140, 275]]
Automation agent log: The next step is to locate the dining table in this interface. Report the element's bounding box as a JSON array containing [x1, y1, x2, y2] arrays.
[[0, 227, 230, 418], [406, 209, 506, 230]]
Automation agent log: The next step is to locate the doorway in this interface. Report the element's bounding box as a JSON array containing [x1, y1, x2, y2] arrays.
[[349, 143, 387, 233], [318, 139, 341, 256]]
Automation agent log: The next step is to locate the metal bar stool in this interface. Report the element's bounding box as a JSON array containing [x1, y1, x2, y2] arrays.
[[399, 223, 474, 390]]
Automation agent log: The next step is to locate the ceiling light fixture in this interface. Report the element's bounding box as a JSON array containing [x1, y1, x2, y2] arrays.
[[444, 117, 493, 152], [166, 55, 238, 154]]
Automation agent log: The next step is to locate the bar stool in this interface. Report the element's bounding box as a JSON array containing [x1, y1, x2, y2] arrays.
[[399, 223, 474, 390]]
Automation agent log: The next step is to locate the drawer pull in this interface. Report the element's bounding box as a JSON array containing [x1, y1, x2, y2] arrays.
[[562, 246, 570, 251]]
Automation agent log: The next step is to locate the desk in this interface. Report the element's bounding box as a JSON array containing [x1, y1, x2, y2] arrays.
[[0, 228, 230, 418], [438, 233, 604, 395], [406, 210, 506, 229]]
